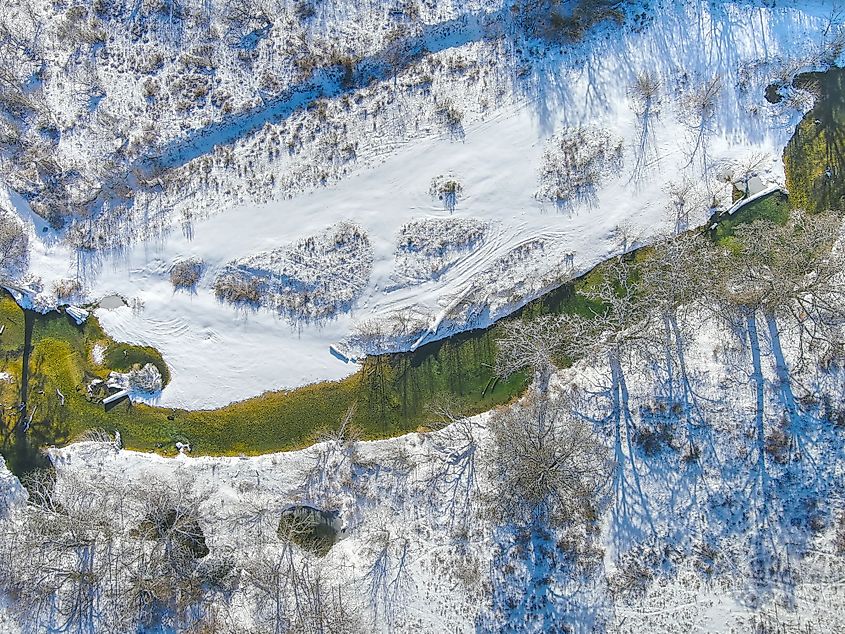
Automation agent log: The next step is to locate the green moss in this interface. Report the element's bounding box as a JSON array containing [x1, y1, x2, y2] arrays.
[[101, 342, 171, 386], [784, 67, 845, 214], [710, 190, 790, 247], [0, 294, 25, 356]]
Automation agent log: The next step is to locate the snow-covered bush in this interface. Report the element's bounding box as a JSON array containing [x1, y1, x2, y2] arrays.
[[429, 174, 464, 211], [513, 0, 627, 43], [435, 98, 464, 135], [107, 363, 163, 394], [628, 70, 662, 117], [537, 127, 623, 204], [215, 222, 373, 321], [345, 306, 432, 355], [213, 273, 263, 304], [52, 278, 82, 301], [393, 218, 487, 285], [169, 257, 204, 289]]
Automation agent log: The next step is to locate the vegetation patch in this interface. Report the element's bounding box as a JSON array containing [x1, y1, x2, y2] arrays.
[[214, 222, 373, 322], [537, 127, 624, 205], [278, 505, 339, 557], [169, 258, 204, 289], [710, 190, 790, 248], [784, 67, 845, 213]]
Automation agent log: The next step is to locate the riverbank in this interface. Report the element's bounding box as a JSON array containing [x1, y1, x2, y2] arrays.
[[0, 183, 798, 475], [2, 58, 842, 475]]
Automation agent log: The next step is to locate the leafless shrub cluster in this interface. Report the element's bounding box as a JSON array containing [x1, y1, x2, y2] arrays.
[[244, 545, 365, 634], [170, 257, 205, 289], [52, 277, 82, 301], [628, 71, 662, 117], [537, 127, 624, 204], [435, 98, 464, 133], [213, 272, 263, 304], [429, 174, 464, 211], [346, 306, 432, 354], [215, 222, 373, 321], [393, 217, 487, 284], [516, 0, 626, 43]]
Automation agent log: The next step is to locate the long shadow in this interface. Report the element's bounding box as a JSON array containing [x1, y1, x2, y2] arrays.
[[4, 310, 40, 475], [479, 526, 606, 632], [135, 11, 495, 178]]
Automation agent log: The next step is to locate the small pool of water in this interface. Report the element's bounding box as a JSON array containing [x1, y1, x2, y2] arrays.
[[278, 505, 342, 556], [98, 294, 128, 310]]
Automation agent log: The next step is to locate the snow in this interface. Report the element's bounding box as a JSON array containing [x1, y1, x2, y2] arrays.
[[3, 0, 840, 409], [106, 363, 163, 395], [64, 305, 89, 325], [91, 343, 105, 365], [0, 457, 25, 516]]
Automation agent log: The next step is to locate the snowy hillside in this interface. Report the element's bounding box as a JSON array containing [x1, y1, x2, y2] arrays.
[[1, 0, 842, 408]]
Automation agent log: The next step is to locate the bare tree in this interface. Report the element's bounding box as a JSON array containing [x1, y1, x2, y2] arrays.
[[637, 232, 714, 451], [0, 468, 140, 633], [244, 543, 364, 634], [628, 71, 662, 181], [665, 176, 711, 235], [361, 511, 411, 630], [421, 398, 481, 533], [495, 314, 568, 392], [485, 390, 611, 529], [129, 475, 212, 630], [714, 210, 845, 460], [679, 75, 721, 168], [564, 259, 659, 541], [0, 207, 28, 281]]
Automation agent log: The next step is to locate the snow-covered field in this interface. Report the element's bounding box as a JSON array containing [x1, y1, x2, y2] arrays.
[[2, 0, 842, 410]]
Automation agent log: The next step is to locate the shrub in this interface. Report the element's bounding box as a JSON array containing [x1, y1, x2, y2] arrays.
[[53, 278, 82, 301], [537, 127, 623, 204], [294, 1, 316, 20], [436, 99, 463, 132], [429, 176, 464, 211], [170, 258, 204, 289], [835, 513, 845, 554], [764, 424, 791, 464], [634, 422, 676, 456], [213, 273, 263, 304], [277, 506, 337, 556]]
